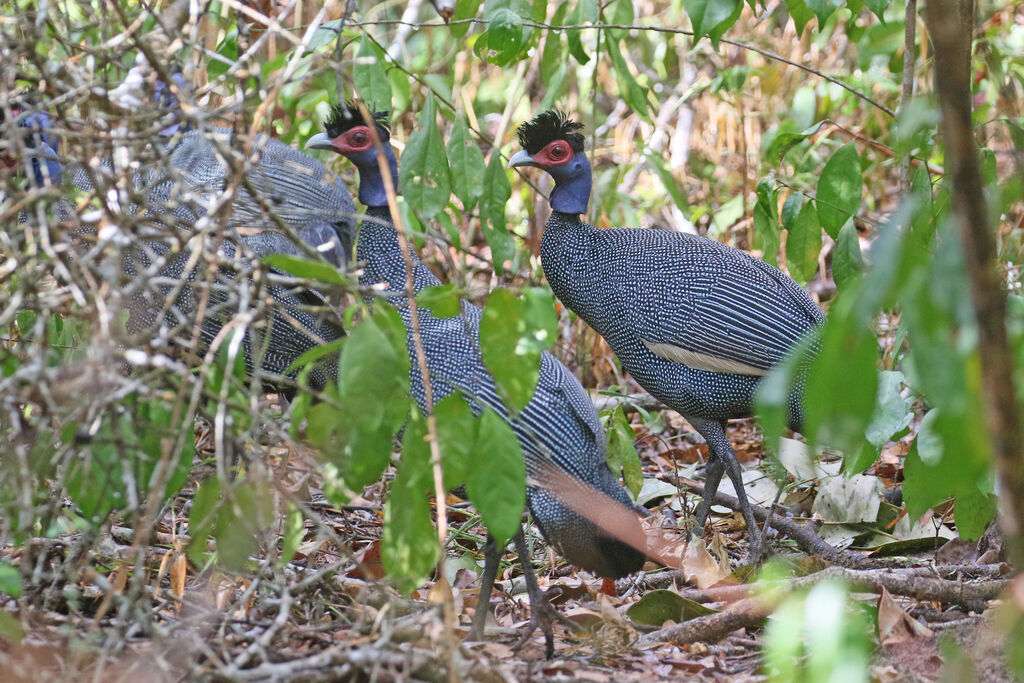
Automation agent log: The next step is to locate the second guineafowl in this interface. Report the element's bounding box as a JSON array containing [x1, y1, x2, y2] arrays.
[[306, 103, 646, 655], [509, 111, 825, 558]]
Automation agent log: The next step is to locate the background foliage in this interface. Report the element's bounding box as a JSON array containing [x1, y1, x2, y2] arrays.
[[1, 0, 1023, 678]]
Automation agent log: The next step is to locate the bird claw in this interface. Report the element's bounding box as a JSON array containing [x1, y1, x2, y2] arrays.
[[512, 587, 581, 659]]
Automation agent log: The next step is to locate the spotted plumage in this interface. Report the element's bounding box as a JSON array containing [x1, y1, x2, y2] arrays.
[[512, 110, 825, 557], [312, 104, 645, 652]]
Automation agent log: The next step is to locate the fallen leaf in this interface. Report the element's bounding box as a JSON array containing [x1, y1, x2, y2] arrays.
[[877, 586, 933, 644]]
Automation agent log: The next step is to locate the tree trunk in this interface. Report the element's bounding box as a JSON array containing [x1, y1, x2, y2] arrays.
[[924, 0, 1024, 566]]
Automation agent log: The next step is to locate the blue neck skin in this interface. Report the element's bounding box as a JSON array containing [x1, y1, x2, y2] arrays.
[[30, 146, 62, 188], [347, 144, 400, 208], [547, 152, 592, 216]]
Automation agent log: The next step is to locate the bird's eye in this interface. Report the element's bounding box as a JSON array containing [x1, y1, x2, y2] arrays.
[[351, 130, 368, 145], [550, 144, 566, 158]]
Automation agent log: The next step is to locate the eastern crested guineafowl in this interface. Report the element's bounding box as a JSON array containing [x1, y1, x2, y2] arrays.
[[20, 87, 347, 394], [71, 64, 357, 268], [509, 111, 825, 558], [1, 103, 62, 191], [306, 103, 646, 655]]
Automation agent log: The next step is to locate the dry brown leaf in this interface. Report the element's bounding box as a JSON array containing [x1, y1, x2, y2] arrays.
[[878, 586, 934, 644]]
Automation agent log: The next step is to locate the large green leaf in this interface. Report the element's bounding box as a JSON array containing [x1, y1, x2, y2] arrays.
[[684, 0, 742, 42], [398, 95, 452, 219], [354, 34, 391, 111], [832, 220, 863, 290], [803, 294, 879, 456], [479, 288, 542, 411], [604, 35, 650, 120], [805, 0, 844, 27], [450, 0, 483, 37], [382, 414, 439, 591], [753, 179, 780, 263], [817, 142, 862, 238], [446, 112, 486, 209], [479, 7, 526, 66], [479, 152, 515, 274], [465, 408, 526, 544], [785, 201, 821, 284]]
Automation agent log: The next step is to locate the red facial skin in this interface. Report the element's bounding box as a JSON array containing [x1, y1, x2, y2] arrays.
[[331, 126, 373, 155], [531, 139, 574, 168]]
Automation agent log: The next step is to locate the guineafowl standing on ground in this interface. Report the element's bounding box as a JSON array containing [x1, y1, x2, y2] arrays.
[[509, 111, 825, 558], [306, 103, 646, 656]]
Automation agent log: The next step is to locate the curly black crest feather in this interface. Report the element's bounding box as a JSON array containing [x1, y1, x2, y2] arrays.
[[516, 110, 585, 155], [324, 101, 390, 141]]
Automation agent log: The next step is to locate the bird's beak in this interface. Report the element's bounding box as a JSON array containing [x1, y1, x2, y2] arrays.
[[305, 132, 335, 152], [507, 149, 538, 169]]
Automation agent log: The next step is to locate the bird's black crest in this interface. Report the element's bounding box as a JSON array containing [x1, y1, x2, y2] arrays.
[[324, 101, 390, 141], [516, 110, 585, 155]]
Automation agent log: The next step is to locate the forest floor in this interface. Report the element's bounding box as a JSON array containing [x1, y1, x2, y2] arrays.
[[0, 400, 1018, 682]]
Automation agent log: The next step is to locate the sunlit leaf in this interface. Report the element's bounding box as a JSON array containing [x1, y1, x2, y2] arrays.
[[398, 95, 452, 219], [817, 142, 862, 238], [832, 220, 863, 290], [465, 408, 526, 544], [479, 152, 515, 274], [446, 112, 486, 209], [785, 201, 821, 284], [354, 34, 392, 111]]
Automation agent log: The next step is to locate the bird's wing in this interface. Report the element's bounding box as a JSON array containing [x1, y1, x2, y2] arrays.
[[604, 229, 822, 375]]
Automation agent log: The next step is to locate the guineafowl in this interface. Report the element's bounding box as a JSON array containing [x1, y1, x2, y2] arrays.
[[70, 64, 357, 268], [9, 97, 347, 394], [306, 103, 646, 656], [509, 111, 825, 559]]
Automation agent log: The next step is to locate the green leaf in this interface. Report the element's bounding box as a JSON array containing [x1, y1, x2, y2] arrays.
[[278, 506, 305, 568], [261, 253, 348, 286], [479, 152, 515, 274], [565, 0, 594, 64], [953, 488, 996, 541], [817, 142, 862, 239], [626, 589, 716, 626], [434, 393, 476, 489], [0, 612, 23, 644], [354, 34, 392, 111], [805, 0, 844, 27], [785, 201, 822, 284], [783, 0, 816, 35], [446, 113, 486, 209], [0, 563, 21, 598], [188, 477, 222, 565], [325, 308, 412, 489], [480, 8, 525, 66], [465, 408, 526, 544], [450, 0, 483, 37], [479, 288, 542, 411], [684, 0, 742, 42], [521, 287, 559, 354], [753, 179, 780, 263], [803, 296, 879, 456], [832, 220, 863, 290], [416, 284, 462, 318], [382, 414, 440, 591], [398, 95, 452, 219], [767, 122, 824, 164], [864, 371, 913, 451], [605, 406, 644, 496], [863, 0, 889, 20], [605, 35, 650, 119]]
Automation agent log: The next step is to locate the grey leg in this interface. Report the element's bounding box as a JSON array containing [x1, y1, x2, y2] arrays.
[[692, 457, 724, 532], [469, 533, 501, 641], [510, 528, 581, 659], [689, 417, 764, 562]]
